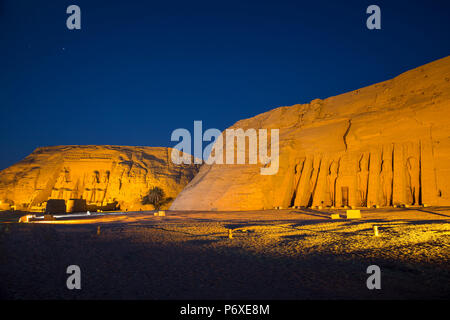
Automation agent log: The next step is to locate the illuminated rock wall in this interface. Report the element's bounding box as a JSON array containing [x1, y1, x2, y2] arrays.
[[0, 146, 198, 211], [171, 56, 450, 210]]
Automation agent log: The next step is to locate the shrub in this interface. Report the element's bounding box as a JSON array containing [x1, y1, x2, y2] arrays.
[[142, 187, 173, 210]]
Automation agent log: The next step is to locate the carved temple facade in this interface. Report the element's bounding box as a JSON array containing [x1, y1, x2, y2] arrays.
[[281, 141, 433, 209], [170, 56, 450, 211], [0, 146, 198, 212]]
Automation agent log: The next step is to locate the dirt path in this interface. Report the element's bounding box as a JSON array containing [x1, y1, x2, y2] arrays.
[[0, 208, 449, 299]]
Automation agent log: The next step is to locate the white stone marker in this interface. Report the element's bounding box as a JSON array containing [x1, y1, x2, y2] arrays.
[[373, 225, 380, 236], [346, 209, 361, 219]]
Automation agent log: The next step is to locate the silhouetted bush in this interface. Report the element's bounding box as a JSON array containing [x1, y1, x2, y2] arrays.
[[142, 186, 173, 210]]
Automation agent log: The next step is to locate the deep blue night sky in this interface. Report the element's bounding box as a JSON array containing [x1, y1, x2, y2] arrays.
[[0, 0, 449, 170]]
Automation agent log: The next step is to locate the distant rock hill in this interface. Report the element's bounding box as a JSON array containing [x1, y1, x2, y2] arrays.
[[171, 56, 450, 211], [0, 145, 198, 212]]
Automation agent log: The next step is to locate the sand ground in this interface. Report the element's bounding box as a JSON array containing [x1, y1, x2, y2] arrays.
[[0, 207, 449, 299]]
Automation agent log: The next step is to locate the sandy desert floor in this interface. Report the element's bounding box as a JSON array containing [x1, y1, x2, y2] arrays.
[[0, 207, 449, 299]]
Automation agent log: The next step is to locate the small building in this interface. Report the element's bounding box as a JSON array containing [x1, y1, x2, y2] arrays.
[[45, 199, 66, 214], [66, 199, 87, 213]]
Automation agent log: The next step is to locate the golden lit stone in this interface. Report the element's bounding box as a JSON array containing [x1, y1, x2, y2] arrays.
[[171, 56, 450, 211], [0, 146, 198, 212]]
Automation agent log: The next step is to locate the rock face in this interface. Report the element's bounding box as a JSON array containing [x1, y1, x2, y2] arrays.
[[0, 146, 198, 211], [171, 56, 450, 211]]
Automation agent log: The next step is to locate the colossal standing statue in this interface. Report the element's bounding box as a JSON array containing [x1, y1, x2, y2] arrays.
[[357, 154, 370, 206], [51, 170, 67, 199], [95, 171, 110, 205], [327, 161, 339, 207], [62, 168, 72, 200], [290, 159, 305, 205], [380, 160, 393, 206], [83, 171, 99, 203], [294, 160, 305, 189]]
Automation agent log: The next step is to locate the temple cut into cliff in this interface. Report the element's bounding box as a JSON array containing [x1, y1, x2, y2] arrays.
[[0, 145, 198, 212], [170, 56, 450, 211]]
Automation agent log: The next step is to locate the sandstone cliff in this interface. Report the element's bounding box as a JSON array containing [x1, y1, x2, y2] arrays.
[[171, 56, 450, 211], [0, 146, 198, 211]]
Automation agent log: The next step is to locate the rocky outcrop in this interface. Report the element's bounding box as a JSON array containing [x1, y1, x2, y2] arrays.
[[0, 145, 198, 211], [171, 56, 450, 210]]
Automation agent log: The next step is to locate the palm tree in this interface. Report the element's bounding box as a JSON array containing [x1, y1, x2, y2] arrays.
[[142, 186, 173, 210]]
